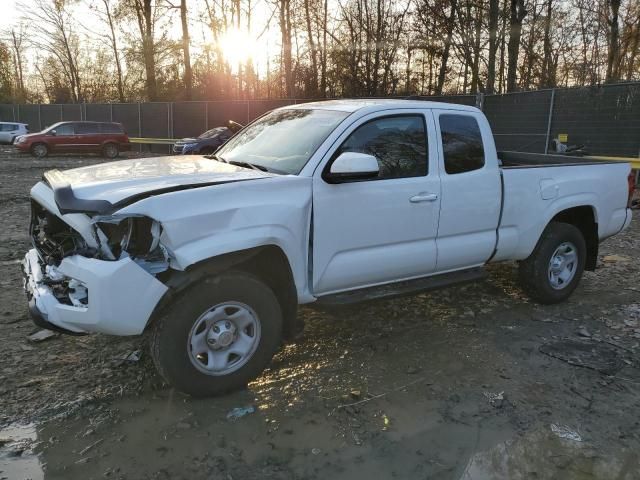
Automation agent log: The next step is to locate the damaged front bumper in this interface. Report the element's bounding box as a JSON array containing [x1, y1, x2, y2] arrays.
[[23, 248, 168, 335]]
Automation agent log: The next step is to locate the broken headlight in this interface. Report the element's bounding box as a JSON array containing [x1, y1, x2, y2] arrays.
[[93, 216, 168, 271]]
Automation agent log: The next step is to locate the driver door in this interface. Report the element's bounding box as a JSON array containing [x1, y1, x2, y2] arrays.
[[311, 110, 441, 295]]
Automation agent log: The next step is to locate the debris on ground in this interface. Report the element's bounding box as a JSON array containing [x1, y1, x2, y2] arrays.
[[601, 254, 631, 263], [27, 329, 57, 343], [539, 339, 626, 375], [78, 438, 103, 456], [117, 350, 142, 364], [226, 406, 256, 420], [483, 391, 505, 408], [551, 424, 583, 442]]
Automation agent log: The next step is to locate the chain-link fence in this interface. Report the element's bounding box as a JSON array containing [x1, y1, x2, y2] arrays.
[[1, 83, 639, 157]]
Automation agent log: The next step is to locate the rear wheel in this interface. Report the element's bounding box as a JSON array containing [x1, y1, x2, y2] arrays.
[[31, 143, 48, 158], [519, 222, 586, 304], [150, 271, 283, 397], [102, 143, 119, 159]]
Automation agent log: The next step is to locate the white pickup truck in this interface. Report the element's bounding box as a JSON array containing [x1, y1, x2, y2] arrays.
[[23, 100, 633, 396]]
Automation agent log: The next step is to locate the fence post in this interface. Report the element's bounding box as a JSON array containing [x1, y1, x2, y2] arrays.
[[38, 104, 42, 131], [475, 92, 484, 111], [16, 104, 19, 123], [205, 102, 209, 130], [544, 88, 556, 154], [137, 102, 142, 153], [110, 103, 113, 122]]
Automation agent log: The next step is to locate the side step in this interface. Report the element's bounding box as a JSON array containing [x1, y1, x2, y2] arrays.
[[315, 267, 488, 306]]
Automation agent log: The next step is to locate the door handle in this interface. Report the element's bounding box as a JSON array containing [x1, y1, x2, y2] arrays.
[[410, 193, 438, 203]]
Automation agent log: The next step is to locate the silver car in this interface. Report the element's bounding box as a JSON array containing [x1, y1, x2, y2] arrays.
[[0, 122, 29, 144]]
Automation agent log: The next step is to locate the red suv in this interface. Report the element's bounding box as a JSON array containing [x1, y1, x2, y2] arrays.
[[15, 121, 131, 159]]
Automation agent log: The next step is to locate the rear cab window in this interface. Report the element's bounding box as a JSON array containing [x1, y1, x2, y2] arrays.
[[438, 114, 485, 174]]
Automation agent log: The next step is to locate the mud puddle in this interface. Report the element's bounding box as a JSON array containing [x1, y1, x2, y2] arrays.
[[0, 423, 43, 480]]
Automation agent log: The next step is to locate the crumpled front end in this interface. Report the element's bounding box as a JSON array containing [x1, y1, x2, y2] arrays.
[[23, 184, 169, 335]]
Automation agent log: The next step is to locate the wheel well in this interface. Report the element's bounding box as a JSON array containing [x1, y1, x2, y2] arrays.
[[151, 246, 299, 338], [550, 206, 598, 270]]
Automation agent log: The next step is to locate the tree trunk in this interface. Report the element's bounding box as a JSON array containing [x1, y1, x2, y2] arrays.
[[320, 0, 328, 96], [436, 0, 457, 95], [304, 0, 318, 95], [279, 0, 294, 97], [134, 0, 157, 100], [486, 0, 499, 93], [507, 0, 526, 92], [541, 0, 554, 87], [101, 0, 125, 102], [180, 0, 193, 99], [606, 0, 621, 82]]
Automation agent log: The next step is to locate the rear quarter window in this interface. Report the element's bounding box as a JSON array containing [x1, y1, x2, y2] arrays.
[[439, 114, 485, 174], [100, 123, 124, 134]]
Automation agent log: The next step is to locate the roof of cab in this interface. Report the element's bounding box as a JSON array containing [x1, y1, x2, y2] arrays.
[[285, 98, 480, 114]]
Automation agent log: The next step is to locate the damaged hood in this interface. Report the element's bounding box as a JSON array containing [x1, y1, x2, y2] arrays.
[[42, 155, 275, 215]]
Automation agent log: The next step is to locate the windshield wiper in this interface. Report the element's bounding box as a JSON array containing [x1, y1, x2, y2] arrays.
[[205, 153, 225, 162], [227, 160, 269, 173], [206, 154, 282, 174]]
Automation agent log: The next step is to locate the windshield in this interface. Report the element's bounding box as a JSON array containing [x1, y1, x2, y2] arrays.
[[42, 122, 63, 133], [198, 128, 225, 139], [215, 108, 349, 174]]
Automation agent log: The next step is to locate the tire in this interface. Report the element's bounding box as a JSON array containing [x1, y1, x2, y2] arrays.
[[31, 143, 48, 158], [150, 271, 283, 397], [102, 143, 119, 159], [518, 222, 586, 304]]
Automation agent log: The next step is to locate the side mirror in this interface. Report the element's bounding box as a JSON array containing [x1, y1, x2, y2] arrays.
[[325, 151, 379, 183], [49, 130, 57, 136]]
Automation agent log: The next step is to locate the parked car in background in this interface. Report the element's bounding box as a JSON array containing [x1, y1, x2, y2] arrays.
[[15, 121, 131, 159], [0, 122, 29, 144], [172, 121, 243, 154]]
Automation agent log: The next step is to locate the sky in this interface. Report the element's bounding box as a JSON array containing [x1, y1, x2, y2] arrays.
[[2, 0, 22, 28], [1, 0, 280, 76]]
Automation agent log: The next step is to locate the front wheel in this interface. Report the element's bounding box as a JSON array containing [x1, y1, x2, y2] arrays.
[[518, 222, 586, 304], [150, 271, 283, 397], [31, 143, 48, 158], [102, 143, 119, 159]]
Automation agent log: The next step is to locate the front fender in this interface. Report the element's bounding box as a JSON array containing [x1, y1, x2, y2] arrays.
[[168, 225, 312, 301]]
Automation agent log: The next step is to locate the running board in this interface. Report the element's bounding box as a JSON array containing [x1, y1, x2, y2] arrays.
[[315, 267, 488, 306]]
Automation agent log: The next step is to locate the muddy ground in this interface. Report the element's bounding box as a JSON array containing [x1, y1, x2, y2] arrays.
[[1, 146, 639, 480]]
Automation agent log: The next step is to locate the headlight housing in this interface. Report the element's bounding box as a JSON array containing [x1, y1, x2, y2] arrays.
[[93, 215, 162, 259]]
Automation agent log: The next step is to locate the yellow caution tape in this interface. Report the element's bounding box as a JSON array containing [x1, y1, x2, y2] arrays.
[[586, 155, 640, 170], [129, 137, 178, 145]]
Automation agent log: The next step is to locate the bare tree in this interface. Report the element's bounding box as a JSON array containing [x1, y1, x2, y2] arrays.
[[507, 0, 527, 91], [26, 0, 83, 102]]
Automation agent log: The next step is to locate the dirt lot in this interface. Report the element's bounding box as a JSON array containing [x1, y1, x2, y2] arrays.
[[1, 146, 639, 480]]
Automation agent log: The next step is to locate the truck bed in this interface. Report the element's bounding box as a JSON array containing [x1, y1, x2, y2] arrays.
[[498, 151, 619, 169]]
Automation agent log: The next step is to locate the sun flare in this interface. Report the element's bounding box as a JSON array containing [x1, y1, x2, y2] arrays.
[[218, 27, 259, 67]]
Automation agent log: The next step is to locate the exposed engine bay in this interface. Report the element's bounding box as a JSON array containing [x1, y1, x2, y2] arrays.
[[30, 200, 170, 307]]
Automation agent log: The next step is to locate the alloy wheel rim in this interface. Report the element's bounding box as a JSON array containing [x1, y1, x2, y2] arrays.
[[548, 241, 578, 290], [187, 302, 261, 376]]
